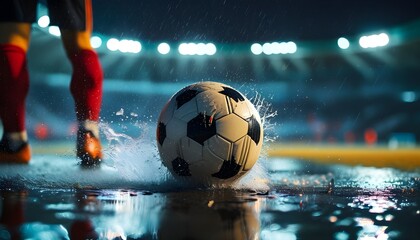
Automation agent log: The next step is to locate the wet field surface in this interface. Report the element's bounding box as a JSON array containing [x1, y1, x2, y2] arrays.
[[0, 157, 419, 240]]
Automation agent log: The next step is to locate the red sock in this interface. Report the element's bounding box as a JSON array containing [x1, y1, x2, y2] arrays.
[[0, 44, 29, 133], [69, 49, 103, 121]]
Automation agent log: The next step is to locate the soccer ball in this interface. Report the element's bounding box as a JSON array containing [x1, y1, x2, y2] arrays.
[[156, 81, 263, 184]]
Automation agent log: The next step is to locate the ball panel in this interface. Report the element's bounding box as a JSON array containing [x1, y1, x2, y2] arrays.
[[179, 136, 203, 164], [175, 89, 200, 109], [218, 86, 246, 103], [187, 113, 217, 145], [195, 91, 231, 120], [173, 98, 198, 121], [247, 115, 262, 145], [247, 102, 264, 146], [190, 81, 227, 92], [158, 138, 179, 168], [211, 157, 242, 179], [200, 148, 226, 175], [172, 157, 192, 176], [243, 139, 261, 171], [204, 135, 232, 161], [232, 136, 259, 171], [232, 99, 253, 120], [216, 114, 248, 142], [158, 100, 177, 124], [247, 99, 262, 122], [232, 136, 251, 168], [157, 122, 167, 146], [166, 117, 187, 142]]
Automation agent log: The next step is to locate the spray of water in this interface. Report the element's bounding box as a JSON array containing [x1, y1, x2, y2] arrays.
[[98, 90, 278, 192], [99, 119, 175, 190]]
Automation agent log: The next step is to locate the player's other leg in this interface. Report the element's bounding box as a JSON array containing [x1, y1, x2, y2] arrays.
[[64, 32, 104, 166], [50, 0, 104, 165], [0, 22, 32, 164], [65, 38, 103, 166]]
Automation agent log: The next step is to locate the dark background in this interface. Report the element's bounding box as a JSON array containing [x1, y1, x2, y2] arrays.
[[92, 0, 420, 42]]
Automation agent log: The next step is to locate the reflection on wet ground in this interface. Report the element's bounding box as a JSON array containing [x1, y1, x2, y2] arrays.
[[0, 158, 419, 240]]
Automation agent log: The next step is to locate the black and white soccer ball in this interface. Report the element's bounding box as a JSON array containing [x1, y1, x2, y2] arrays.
[[156, 81, 263, 184]]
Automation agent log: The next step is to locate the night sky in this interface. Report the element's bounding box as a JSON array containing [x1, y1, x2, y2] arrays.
[[92, 0, 420, 43]]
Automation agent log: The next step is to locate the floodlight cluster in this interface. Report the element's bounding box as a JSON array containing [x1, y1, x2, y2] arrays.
[[106, 38, 142, 53], [178, 43, 217, 55], [37, 15, 394, 56], [359, 33, 389, 48], [251, 42, 297, 55]]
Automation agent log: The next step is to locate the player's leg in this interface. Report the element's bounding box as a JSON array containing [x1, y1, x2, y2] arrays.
[[48, 0, 103, 165], [0, 0, 37, 163]]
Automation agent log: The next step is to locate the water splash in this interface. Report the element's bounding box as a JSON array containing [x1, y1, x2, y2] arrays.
[[249, 91, 278, 144], [99, 118, 175, 190], [98, 93, 279, 192]]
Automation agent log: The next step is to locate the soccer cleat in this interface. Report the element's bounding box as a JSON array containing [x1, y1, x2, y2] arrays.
[[76, 130, 103, 166], [0, 138, 31, 164]]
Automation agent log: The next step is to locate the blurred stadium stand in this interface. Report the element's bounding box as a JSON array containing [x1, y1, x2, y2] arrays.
[[9, 11, 419, 146]]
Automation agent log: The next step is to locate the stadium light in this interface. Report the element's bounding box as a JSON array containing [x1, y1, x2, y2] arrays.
[[337, 37, 350, 49], [48, 26, 61, 37], [185, 43, 197, 55], [279, 42, 288, 54], [256, 41, 297, 55], [118, 39, 131, 53], [106, 38, 141, 53], [271, 42, 281, 54], [359, 36, 369, 48], [196, 43, 206, 55], [378, 33, 390, 46], [90, 36, 102, 49], [129, 40, 142, 53], [251, 43, 263, 55], [178, 43, 188, 55], [359, 33, 389, 48], [287, 41, 297, 54], [205, 43, 217, 55], [262, 43, 274, 55], [106, 38, 119, 51], [178, 42, 217, 55], [37, 15, 50, 28], [119, 39, 141, 53], [158, 42, 170, 54]]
